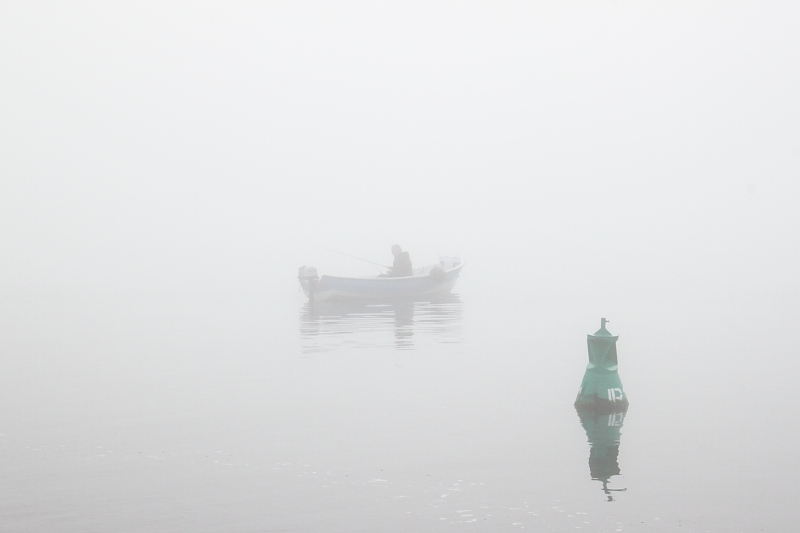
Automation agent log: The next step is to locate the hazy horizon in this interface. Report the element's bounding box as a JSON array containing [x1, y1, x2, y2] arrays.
[[3, 2, 798, 297]]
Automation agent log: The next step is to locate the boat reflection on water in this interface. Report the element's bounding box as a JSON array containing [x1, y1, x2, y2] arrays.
[[576, 408, 628, 501], [299, 294, 463, 353]]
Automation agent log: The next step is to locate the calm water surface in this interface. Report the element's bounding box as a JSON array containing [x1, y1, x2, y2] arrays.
[[1, 280, 798, 532], [300, 295, 463, 352]]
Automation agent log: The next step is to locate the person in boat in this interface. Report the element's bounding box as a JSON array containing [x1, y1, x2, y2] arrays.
[[387, 244, 413, 277]]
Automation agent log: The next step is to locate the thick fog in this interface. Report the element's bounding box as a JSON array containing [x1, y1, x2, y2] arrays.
[[2, 3, 800, 532], [3, 2, 798, 297]]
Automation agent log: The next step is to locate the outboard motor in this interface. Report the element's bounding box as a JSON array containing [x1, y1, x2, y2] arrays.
[[298, 266, 319, 302]]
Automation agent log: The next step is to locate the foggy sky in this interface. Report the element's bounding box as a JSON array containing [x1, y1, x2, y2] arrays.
[[2, 2, 798, 295]]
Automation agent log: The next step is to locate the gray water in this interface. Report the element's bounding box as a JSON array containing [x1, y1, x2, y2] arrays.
[[2, 276, 798, 532]]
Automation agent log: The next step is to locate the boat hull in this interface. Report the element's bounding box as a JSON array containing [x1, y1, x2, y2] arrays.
[[299, 262, 464, 302]]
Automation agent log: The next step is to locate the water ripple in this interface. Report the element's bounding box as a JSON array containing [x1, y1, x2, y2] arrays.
[[299, 294, 463, 352]]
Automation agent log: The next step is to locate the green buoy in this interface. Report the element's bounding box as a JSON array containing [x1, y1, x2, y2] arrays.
[[574, 318, 629, 411]]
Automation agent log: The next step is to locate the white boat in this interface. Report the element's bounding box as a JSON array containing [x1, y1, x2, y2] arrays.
[[298, 257, 464, 302]]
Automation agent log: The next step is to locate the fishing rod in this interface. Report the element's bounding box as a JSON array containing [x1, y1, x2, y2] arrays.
[[301, 242, 391, 272]]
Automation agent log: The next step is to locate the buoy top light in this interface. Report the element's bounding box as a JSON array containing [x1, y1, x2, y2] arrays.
[[586, 318, 619, 371], [592, 318, 614, 337]]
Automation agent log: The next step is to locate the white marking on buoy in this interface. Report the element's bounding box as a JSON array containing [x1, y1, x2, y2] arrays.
[[607, 388, 624, 402]]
